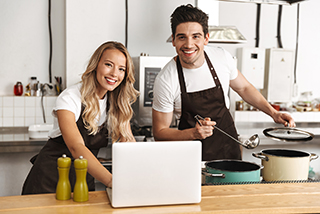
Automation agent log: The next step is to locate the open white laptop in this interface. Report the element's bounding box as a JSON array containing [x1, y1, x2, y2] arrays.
[[106, 140, 202, 208]]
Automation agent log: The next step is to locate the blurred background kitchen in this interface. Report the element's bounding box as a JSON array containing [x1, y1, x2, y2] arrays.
[[1, 0, 320, 196]]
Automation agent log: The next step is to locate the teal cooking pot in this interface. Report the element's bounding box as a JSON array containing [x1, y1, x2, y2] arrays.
[[203, 160, 263, 184]]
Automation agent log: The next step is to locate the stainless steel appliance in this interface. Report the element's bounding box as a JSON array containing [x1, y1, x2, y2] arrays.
[[132, 56, 172, 128]]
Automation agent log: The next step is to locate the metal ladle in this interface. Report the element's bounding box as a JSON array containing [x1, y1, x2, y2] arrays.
[[194, 115, 260, 149]]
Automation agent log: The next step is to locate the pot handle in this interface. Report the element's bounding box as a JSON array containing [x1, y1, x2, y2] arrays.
[[310, 153, 319, 162], [202, 169, 225, 178], [252, 152, 269, 161]]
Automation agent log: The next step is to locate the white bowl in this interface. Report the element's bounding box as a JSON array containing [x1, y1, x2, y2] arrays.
[[28, 124, 53, 139]]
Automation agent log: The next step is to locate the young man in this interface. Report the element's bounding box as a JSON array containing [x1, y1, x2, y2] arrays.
[[152, 4, 295, 161]]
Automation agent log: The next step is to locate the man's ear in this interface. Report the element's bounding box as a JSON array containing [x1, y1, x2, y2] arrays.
[[204, 33, 209, 45], [171, 35, 175, 47]]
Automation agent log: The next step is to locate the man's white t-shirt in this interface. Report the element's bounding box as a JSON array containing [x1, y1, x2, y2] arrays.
[[152, 46, 238, 119], [48, 83, 108, 138]]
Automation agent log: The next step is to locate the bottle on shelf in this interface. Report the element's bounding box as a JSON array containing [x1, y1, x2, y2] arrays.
[[236, 100, 244, 111], [29, 76, 41, 96]]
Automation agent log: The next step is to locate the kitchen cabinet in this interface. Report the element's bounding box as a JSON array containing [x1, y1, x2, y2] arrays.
[[1, 182, 320, 213], [0, 127, 47, 197]]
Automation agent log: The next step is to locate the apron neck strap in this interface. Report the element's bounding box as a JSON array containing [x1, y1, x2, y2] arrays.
[[176, 51, 221, 93], [204, 51, 221, 87]]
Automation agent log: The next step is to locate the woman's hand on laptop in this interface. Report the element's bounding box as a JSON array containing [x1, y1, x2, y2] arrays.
[[106, 177, 112, 188]]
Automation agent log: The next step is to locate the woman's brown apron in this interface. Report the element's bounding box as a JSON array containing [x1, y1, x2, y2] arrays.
[[22, 104, 109, 195], [176, 52, 241, 161]]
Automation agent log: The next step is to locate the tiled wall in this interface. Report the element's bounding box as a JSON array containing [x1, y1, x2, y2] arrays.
[[0, 96, 57, 127]]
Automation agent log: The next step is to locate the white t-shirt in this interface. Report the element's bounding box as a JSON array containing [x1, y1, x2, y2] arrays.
[[48, 83, 108, 138], [152, 46, 238, 119]]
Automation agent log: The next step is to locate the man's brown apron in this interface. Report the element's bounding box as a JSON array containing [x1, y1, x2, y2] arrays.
[[22, 103, 109, 195], [177, 52, 241, 161]]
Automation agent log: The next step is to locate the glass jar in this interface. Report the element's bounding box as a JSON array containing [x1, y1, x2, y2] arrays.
[[236, 100, 244, 111], [14, 81, 23, 96]]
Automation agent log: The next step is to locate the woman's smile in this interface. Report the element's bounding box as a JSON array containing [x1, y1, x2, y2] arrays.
[[96, 48, 126, 98]]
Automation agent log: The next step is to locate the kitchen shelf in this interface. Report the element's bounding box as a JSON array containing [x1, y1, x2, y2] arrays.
[[0, 127, 47, 153], [235, 110, 320, 138], [235, 111, 320, 123]]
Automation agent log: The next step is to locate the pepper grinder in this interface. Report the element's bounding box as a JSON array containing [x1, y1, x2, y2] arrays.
[[73, 156, 89, 202], [56, 154, 71, 200]]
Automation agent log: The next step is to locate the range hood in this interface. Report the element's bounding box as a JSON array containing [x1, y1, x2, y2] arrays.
[[166, 0, 306, 44], [207, 25, 246, 43], [166, 25, 247, 44], [218, 0, 306, 5]]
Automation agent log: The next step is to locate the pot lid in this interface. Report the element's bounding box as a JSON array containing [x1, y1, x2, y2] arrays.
[[263, 127, 314, 142]]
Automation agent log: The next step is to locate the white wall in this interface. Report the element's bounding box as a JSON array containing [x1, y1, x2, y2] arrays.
[[65, 0, 192, 87], [0, 0, 65, 96], [0, 0, 319, 96], [65, 0, 125, 87], [296, 1, 320, 97], [0, 0, 50, 95], [218, 0, 320, 98]]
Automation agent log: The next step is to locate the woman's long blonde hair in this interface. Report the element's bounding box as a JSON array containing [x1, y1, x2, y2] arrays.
[[80, 41, 139, 142]]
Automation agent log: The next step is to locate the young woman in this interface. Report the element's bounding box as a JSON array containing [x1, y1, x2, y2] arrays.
[[22, 41, 139, 194]]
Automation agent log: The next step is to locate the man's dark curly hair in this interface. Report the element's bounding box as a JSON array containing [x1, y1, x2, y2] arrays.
[[170, 4, 209, 40]]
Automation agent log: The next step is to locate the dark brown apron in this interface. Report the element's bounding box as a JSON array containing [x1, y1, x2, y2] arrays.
[[22, 102, 109, 195], [177, 52, 241, 161]]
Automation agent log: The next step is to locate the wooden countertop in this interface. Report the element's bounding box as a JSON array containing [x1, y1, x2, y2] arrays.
[[1, 182, 320, 213]]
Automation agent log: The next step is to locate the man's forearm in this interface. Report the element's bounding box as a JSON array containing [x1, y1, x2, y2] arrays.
[[153, 127, 197, 141]]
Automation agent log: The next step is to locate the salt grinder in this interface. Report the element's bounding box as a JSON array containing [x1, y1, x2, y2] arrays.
[[73, 156, 89, 202], [56, 154, 71, 200]]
